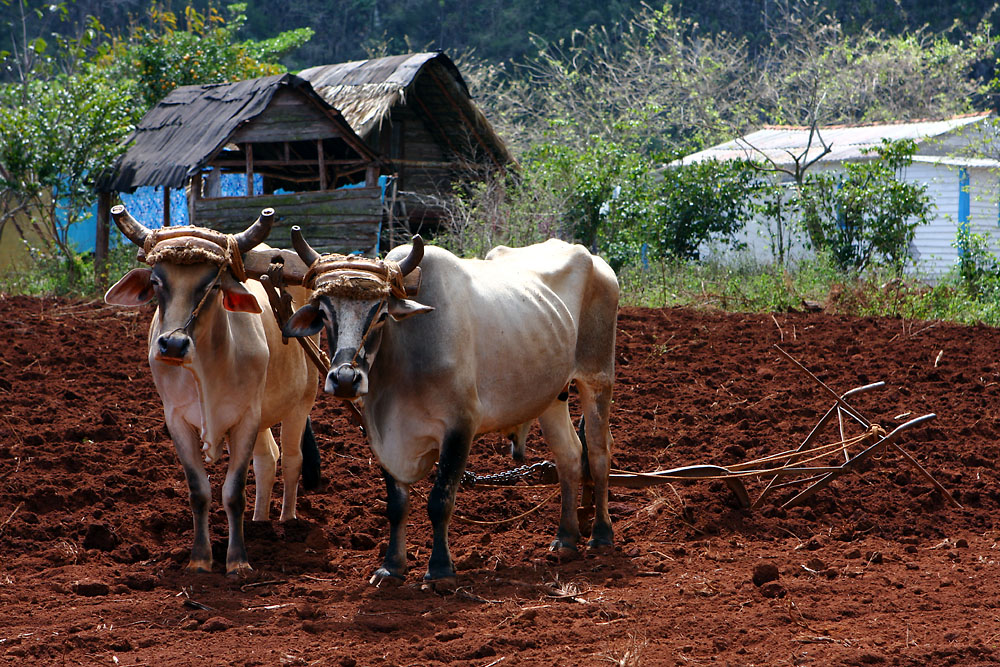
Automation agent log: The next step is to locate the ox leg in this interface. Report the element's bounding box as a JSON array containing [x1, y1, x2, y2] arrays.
[[222, 422, 258, 575], [169, 422, 214, 572], [424, 427, 473, 584], [278, 408, 311, 522], [371, 469, 410, 584], [578, 382, 614, 549], [538, 400, 583, 556], [251, 428, 279, 522]]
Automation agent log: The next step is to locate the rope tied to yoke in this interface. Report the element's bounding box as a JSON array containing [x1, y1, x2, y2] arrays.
[[302, 253, 408, 302], [139, 225, 247, 283]]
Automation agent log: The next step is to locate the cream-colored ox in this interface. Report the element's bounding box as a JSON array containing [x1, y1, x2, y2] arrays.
[[283, 230, 619, 586], [104, 206, 319, 575]]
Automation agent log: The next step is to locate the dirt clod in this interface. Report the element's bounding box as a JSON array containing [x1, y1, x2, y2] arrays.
[[752, 562, 780, 586]]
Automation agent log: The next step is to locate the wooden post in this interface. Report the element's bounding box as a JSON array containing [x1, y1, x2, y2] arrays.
[[318, 139, 327, 190], [163, 186, 171, 227], [188, 172, 202, 225], [366, 165, 378, 188], [245, 143, 255, 197], [94, 192, 111, 289]]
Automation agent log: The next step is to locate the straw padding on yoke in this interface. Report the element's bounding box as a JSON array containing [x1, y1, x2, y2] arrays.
[[304, 254, 407, 302], [140, 226, 247, 282]]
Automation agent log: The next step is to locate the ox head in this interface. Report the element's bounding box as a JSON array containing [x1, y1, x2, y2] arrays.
[[104, 204, 273, 366], [282, 227, 432, 399]]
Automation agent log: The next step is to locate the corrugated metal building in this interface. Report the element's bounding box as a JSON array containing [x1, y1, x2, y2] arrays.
[[679, 112, 999, 277]]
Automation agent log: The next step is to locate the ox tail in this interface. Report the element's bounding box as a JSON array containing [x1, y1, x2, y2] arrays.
[[578, 416, 592, 485], [300, 417, 322, 491]]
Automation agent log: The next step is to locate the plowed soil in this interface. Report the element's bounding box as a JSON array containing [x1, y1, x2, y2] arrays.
[[2, 294, 999, 666]]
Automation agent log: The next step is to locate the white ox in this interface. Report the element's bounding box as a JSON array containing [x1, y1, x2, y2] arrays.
[[283, 231, 618, 585], [104, 206, 319, 575]]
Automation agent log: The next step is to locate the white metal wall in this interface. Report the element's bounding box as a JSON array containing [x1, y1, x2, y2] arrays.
[[700, 160, 1000, 279]]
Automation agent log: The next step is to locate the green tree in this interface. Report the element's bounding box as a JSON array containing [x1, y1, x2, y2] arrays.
[[0, 0, 313, 287], [112, 3, 312, 109], [806, 139, 933, 274]]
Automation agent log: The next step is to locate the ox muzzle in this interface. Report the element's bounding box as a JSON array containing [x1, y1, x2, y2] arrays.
[[156, 331, 192, 364], [326, 348, 369, 398]]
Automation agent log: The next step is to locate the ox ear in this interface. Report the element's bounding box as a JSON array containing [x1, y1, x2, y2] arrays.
[[283, 303, 324, 338], [220, 273, 262, 314], [387, 296, 434, 321], [105, 268, 155, 306]]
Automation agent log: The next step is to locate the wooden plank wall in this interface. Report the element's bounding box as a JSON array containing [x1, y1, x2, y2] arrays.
[[231, 88, 342, 144], [194, 188, 383, 255]]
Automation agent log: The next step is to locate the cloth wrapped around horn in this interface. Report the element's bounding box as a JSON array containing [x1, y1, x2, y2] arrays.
[[139, 226, 249, 283], [303, 254, 409, 302]]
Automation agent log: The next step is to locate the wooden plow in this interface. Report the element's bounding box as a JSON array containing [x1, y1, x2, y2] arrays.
[[461, 345, 961, 513]]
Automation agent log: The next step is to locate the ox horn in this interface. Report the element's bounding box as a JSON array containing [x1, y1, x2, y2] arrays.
[[110, 204, 150, 247], [233, 208, 275, 253], [290, 226, 320, 267], [396, 235, 424, 276]]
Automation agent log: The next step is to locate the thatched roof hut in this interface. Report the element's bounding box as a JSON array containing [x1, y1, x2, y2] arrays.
[[96, 73, 385, 258], [299, 52, 514, 235]]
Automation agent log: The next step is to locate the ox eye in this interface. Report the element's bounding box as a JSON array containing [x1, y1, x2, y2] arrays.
[[377, 311, 389, 323]]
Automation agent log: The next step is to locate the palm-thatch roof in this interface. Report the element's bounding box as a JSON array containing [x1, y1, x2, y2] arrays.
[[98, 73, 377, 193], [298, 52, 514, 171]]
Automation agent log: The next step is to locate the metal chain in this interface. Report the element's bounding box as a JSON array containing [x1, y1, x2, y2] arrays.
[[461, 460, 559, 488]]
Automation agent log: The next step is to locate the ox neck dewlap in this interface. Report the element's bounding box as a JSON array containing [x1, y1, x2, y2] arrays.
[[142, 226, 247, 335]]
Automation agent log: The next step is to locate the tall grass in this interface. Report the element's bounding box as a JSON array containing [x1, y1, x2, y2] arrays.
[[619, 251, 1000, 326], [0, 242, 139, 298], [619, 252, 844, 311]]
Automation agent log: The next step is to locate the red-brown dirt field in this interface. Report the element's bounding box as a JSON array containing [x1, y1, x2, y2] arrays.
[[2, 293, 1000, 666]]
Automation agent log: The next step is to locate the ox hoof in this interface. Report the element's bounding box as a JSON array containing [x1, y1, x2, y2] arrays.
[[226, 562, 253, 578], [185, 560, 213, 574], [547, 540, 581, 562], [421, 576, 458, 594], [587, 539, 614, 554], [369, 568, 405, 588]]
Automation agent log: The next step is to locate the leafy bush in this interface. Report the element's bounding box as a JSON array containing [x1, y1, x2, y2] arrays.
[[953, 222, 1000, 296], [114, 4, 313, 109], [806, 139, 932, 274]]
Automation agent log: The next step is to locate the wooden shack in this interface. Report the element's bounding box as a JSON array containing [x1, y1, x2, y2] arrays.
[[299, 51, 515, 239], [95, 73, 384, 273]]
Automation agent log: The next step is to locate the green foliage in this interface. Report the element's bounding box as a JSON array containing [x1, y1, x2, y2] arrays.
[[0, 238, 138, 296], [111, 3, 313, 108], [615, 247, 1000, 328], [0, 3, 133, 277], [802, 139, 932, 274], [953, 221, 1000, 296], [0, 0, 312, 291], [522, 130, 652, 250], [618, 251, 843, 311], [614, 160, 759, 264]]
